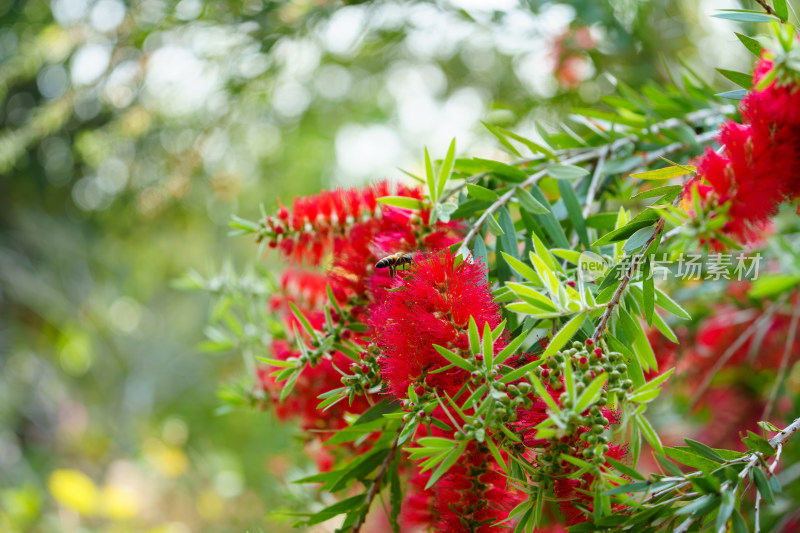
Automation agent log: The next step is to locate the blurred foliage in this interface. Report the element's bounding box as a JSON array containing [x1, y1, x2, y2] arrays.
[[0, 0, 764, 531]]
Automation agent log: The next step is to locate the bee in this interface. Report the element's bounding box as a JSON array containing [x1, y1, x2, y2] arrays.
[[375, 252, 414, 278]]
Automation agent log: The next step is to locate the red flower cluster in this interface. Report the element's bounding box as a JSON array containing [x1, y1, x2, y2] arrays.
[[402, 444, 521, 532], [255, 183, 461, 445], [513, 377, 627, 525], [684, 51, 800, 247], [263, 181, 413, 265], [369, 251, 506, 397]]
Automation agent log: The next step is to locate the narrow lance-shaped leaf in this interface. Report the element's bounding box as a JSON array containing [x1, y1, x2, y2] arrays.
[[467, 183, 499, 201], [468, 316, 481, 355], [494, 330, 528, 366], [433, 345, 477, 372], [425, 147, 436, 203], [425, 441, 468, 489], [574, 372, 608, 413], [541, 313, 587, 359], [438, 138, 456, 198], [483, 321, 494, 370], [487, 214, 505, 236], [378, 196, 425, 210], [289, 302, 319, 343]]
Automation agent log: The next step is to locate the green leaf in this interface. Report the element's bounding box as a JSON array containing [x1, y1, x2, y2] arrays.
[[496, 126, 557, 160], [753, 468, 775, 504], [716, 488, 735, 531], [378, 196, 425, 210], [500, 358, 545, 384], [352, 398, 400, 425], [467, 183, 499, 201], [433, 345, 476, 372], [665, 447, 719, 472], [487, 214, 505, 236], [564, 353, 575, 400], [603, 481, 651, 495], [468, 316, 481, 355], [541, 313, 587, 359], [630, 165, 695, 181], [606, 457, 646, 481], [774, 0, 788, 21], [712, 11, 777, 22], [684, 439, 726, 463], [517, 187, 550, 214], [305, 494, 366, 525], [494, 330, 528, 366], [472, 158, 528, 182], [557, 180, 590, 248], [548, 164, 589, 180], [425, 441, 467, 489], [506, 283, 557, 312], [623, 226, 655, 253], [257, 357, 297, 369], [483, 122, 523, 157], [593, 220, 654, 247], [742, 430, 775, 456], [529, 374, 560, 412], [717, 89, 748, 100], [654, 287, 691, 319], [731, 510, 749, 533], [500, 253, 539, 283], [438, 139, 456, 198], [736, 32, 763, 57], [483, 321, 494, 370], [716, 68, 752, 89], [574, 373, 608, 413], [675, 494, 718, 517], [643, 268, 655, 326], [425, 147, 436, 203], [637, 414, 663, 455], [289, 302, 318, 342]]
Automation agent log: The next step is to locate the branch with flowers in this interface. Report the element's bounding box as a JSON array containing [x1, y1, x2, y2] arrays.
[[181, 5, 800, 532]]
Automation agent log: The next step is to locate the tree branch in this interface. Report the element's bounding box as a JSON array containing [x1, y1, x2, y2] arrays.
[[351, 422, 405, 533], [590, 218, 665, 343]]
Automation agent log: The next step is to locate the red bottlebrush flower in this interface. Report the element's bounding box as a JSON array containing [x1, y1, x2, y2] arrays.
[[401, 468, 436, 530], [369, 251, 505, 398], [553, 444, 628, 525], [402, 449, 523, 533], [746, 56, 800, 129], [265, 181, 425, 266], [681, 48, 800, 248], [256, 340, 370, 431]]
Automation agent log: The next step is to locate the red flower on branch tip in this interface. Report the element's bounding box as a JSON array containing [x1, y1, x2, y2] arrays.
[[368, 250, 506, 398]]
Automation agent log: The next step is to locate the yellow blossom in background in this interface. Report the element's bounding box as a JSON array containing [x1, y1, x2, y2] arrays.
[[101, 484, 140, 521], [144, 439, 189, 478], [47, 469, 99, 516]]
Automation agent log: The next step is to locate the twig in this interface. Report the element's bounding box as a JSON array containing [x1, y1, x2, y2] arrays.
[[689, 297, 785, 408], [590, 219, 666, 343], [762, 299, 800, 420], [351, 423, 405, 533], [582, 146, 609, 219], [754, 0, 779, 18]]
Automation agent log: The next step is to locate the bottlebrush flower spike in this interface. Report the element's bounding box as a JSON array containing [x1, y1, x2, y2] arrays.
[[682, 46, 800, 247], [261, 181, 423, 265], [368, 251, 505, 397], [402, 446, 522, 533]]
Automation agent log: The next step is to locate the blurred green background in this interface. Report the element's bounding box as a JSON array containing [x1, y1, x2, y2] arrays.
[[0, 0, 759, 531]]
